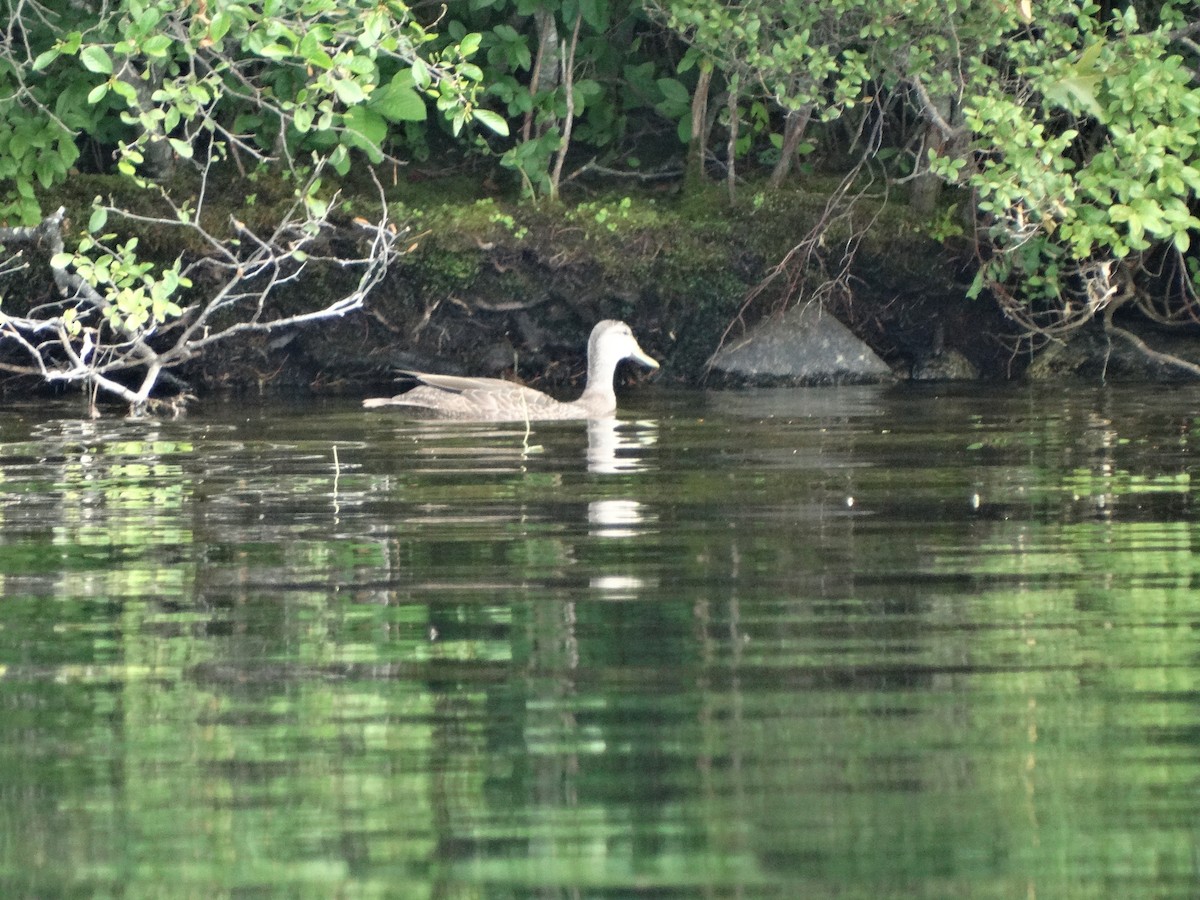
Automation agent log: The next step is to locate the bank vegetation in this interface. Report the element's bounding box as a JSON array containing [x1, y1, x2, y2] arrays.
[[0, 0, 1197, 412]]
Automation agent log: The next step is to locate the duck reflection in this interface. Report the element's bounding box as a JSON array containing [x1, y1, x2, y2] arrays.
[[585, 416, 656, 474], [587, 499, 651, 539]]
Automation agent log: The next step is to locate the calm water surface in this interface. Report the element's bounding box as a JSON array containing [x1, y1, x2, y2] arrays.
[[2, 383, 1199, 898]]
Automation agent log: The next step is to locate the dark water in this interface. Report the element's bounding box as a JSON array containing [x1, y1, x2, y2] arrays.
[[2, 384, 1199, 898]]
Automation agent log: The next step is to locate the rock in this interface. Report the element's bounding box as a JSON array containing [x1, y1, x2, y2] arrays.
[[707, 302, 892, 385], [911, 349, 978, 381], [1025, 322, 1200, 382]]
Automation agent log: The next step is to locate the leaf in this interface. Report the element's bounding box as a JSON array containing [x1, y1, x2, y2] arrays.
[[472, 108, 509, 136], [142, 34, 173, 58], [579, 0, 611, 31], [459, 32, 482, 58], [33, 48, 60, 71], [1060, 75, 1104, 118], [79, 45, 113, 75], [343, 106, 387, 162], [410, 58, 430, 89], [1077, 39, 1106, 72], [305, 194, 329, 220], [966, 269, 986, 299], [257, 43, 290, 61], [293, 105, 314, 133], [676, 112, 691, 145], [298, 32, 333, 69], [656, 77, 690, 108], [110, 79, 137, 104], [87, 82, 109, 105], [371, 76, 426, 122], [168, 137, 193, 159], [328, 144, 350, 176], [209, 11, 231, 43], [333, 78, 366, 106], [573, 78, 603, 104]]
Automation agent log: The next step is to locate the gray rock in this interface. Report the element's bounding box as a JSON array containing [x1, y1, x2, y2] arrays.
[[911, 349, 978, 381], [1025, 324, 1200, 382], [707, 302, 892, 385]]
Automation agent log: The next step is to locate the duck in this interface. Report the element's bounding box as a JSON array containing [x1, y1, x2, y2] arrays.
[[362, 320, 659, 420]]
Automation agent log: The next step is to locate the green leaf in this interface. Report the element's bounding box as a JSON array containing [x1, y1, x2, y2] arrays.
[[333, 78, 366, 106], [89, 205, 108, 233], [579, 0, 611, 31], [472, 108, 509, 136], [257, 43, 290, 61], [966, 270, 985, 299], [305, 194, 329, 220], [342, 106, 387, 161], [410, 57, 430, 89], [459, 32, 483, 57], [298, 32, 334, 69], [1044, 74, 1104, 119], [656, 77, 690, 109], [294, 105, 314, 133], [110, 79, 137, 104], [209, 11, 231, 42], [371, 77, 426, 122], [168, 138, 193, 159], [142, 34, 172, 57], [80, 45, 113, 75], [87, 82, 109, 105], [33, 48, 60, 71], [328, 144, 350, 176]]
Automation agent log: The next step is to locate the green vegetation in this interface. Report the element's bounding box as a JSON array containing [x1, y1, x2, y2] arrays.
[[0, 0, 1197, 411], [0, 0, 495, 413]]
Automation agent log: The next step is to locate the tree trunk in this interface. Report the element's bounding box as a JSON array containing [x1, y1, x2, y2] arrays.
[[911, 86, 960, 216], [523, 7, 560, 143], [685, 61, 713, 191], [725, 76, 739, 204], [117, 60, 175, 181], [769, 103, 814, 188], [548, 13, 582, 200]]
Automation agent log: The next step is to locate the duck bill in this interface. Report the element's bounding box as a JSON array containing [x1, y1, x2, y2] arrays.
[[630, 343, 660, 370]]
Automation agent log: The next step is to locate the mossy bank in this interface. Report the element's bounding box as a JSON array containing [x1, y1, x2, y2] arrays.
[[187, 175, 1004, 398], [3, 169, 1011, 403]]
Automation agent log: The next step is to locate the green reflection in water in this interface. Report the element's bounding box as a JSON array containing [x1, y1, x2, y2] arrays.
[[0, 391, 1199, 898]]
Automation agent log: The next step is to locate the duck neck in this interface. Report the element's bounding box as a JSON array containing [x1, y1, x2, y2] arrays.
[[577, 357, 619, 413]]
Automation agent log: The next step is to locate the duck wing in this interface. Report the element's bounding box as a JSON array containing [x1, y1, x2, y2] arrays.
[[404, 372, 535, 395], [364, 372, 582, 420]]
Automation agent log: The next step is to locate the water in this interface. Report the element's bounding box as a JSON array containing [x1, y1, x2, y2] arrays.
[[2, 383, 1199, 898]]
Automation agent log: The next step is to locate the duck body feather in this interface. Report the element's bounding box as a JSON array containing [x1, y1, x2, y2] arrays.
[[362, 320, 659, 421], [363, 373, 597, 420]]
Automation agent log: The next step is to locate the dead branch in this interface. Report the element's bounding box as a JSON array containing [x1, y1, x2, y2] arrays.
[[708, 161, 885, 365], [0, 169, 401, 416]]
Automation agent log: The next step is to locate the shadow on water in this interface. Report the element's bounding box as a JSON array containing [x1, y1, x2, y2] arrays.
[[1, 384, 1200, 897]]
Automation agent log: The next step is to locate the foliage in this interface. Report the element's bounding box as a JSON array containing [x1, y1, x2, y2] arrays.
[[957, 4, 1200, 334], [439, 0, 687, 197], [0, 0, 496, 413], [652, 0, 1200, 339]]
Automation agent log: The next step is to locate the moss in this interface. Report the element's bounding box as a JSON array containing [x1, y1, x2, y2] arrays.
[[405, 240, 482, 295]]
